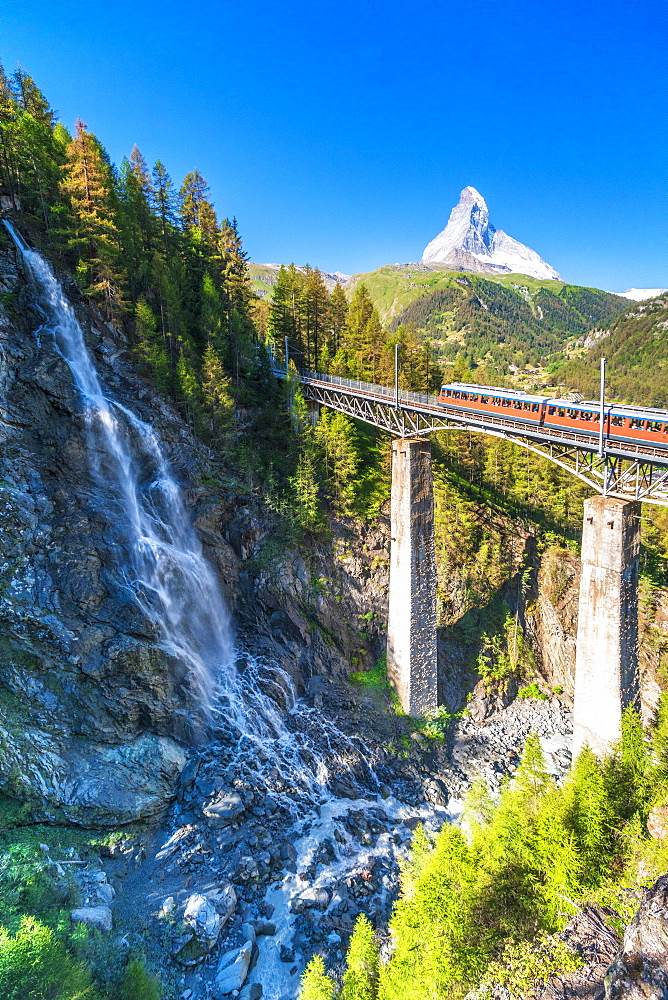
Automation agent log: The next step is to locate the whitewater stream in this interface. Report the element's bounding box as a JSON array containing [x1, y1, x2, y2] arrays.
[[5, 221, 452, 998]]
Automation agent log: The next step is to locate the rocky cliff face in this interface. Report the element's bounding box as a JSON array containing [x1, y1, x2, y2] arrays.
[[0, 232, 390, 826]]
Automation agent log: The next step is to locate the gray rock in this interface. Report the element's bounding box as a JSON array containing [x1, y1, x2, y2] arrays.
[[71, 906, 112, 933], [96, 883, 115, 904], [204, 792, 245, 827], [606, 873, 668, 998], [212, 940, 253, 996], [206, 881, 237, 925], [183, 892, 222, 949], [239, 986, 263, 1000], [251, 920, 276, 936], [299, 886, 330, 909]]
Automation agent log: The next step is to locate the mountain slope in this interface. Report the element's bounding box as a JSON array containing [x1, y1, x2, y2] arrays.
[[348, 264, 628, 373], [556, 292, 668, 406], [422, 186, 561, 280]]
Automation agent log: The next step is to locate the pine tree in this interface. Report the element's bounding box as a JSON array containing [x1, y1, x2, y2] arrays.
[[179, 169, 219, 246], [176, 349, 203, 431], [315, 409, 359, 515], [299, 955, 337, 1000], [201, 343, 234, 447], [341, 914, 379, 1000], [62, 119, 120, 310], [152, 159, 178, 250], [328, 281, 349, 357], [134, 297, 171, 393]]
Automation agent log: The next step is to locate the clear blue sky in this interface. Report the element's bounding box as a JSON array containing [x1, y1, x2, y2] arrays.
[[1, 0, 666, 290]]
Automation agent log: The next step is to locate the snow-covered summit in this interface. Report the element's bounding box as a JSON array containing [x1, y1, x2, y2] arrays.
[[421, 186, 561, 281]]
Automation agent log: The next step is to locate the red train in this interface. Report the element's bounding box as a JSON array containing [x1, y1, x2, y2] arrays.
[[437, 382, 668, 451]]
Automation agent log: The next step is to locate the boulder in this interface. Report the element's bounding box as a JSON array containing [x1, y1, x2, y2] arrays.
[[206, 882, 237, 925], [96, 883, 115, 904], [605, 873, 668, 998], [212, 940, 253, 997], [299, 886, 330, 909], [71, 906, 112, 933], [203, 792, 244, 827], [183, 893, 222, 948]]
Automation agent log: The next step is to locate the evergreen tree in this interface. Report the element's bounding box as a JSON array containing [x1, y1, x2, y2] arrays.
[[299, 955, 337, 1000], [152, 158, 178, 250], [62, 118, 120, 310], [315, 409, 360, 515], [341, 914, 379, 1000], [201, 343, 234, 447], [179, 169, 218, 245], [134, 297, 171, 393]]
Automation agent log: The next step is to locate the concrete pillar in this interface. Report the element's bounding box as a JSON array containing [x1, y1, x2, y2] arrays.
[[572, 496, 641, 758], [386, 438, 438, 715]]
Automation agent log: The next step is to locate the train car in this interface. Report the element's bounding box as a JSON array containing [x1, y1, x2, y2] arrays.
[[438, 382, 668, 453], [437, 382, 548, 427]]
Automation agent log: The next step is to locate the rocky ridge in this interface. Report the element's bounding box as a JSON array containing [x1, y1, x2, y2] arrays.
[[422, 186, 561, 281]]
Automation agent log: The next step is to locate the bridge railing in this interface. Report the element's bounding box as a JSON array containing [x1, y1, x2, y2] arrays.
[[274, 364, 441, 410]]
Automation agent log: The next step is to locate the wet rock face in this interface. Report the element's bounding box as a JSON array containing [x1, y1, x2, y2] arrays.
[[605, 874, 668, 999], [0, 241, 198, 824]]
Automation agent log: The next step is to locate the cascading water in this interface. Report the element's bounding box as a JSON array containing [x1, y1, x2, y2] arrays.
[[5, 221, 450, 999], [3, 220, 371, 800]]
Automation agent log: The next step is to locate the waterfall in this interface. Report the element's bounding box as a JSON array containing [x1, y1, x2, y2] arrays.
[[3, 220, 377, 808]]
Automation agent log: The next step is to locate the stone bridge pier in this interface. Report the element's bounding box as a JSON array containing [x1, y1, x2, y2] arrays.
[[573, 496, 641, 758], [386, 438, 438, 716]]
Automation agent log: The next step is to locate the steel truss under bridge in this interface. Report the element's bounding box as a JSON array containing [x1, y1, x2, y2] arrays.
[[275, 367, 668, 508]]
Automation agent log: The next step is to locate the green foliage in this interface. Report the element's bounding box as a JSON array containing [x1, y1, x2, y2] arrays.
[[349, 655, 389, 691], [299, 954, 337, 1000], [119, 958, 162, 1000], [517, 682, 547, 700], [364, 713, 668, 998], [0, 916, 98, 999], [341, 913, 379, 1000], [472, 933, 582, 1000], [418, 707, 459, 740]]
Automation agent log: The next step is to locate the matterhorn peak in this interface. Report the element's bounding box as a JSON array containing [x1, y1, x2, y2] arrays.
[[421, 187, 561, 281]]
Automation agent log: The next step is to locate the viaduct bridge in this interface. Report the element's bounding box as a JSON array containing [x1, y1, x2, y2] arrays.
[[276, 363, 668, 757]]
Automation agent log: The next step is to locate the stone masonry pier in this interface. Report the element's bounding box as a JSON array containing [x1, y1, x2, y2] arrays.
[[573, 496, 641, 758], [386, 438, 438, 716]]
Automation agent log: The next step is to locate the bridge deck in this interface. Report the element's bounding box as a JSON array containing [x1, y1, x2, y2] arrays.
[[283, 368, 668, 468]]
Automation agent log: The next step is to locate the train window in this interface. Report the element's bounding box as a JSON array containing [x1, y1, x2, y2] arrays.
[[523, 401, 531, 410], [567, 408, 578, 419], [548, 406, 555, 415], [649, 421, 663, 433], [454, 391, 461, 399], [502, 399, 511, 407], [558, 408, 566, 417], [513, 400, 523, 410], [446, 389, 452, 397], [470, 395, 479, 403], [481, 395, 488, 404], [532, 403, 539, 412], [581, 412, 592, 421], [611, 415, 625, 426], [629, 418, 643, 429]]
